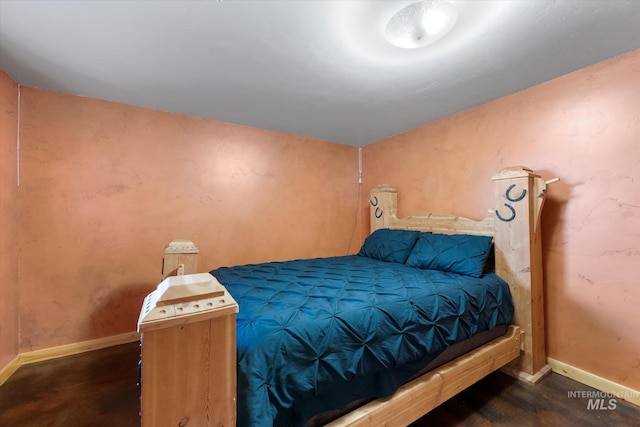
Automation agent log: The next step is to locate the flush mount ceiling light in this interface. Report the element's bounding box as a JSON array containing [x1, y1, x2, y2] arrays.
[[385, 1, 458, 49]]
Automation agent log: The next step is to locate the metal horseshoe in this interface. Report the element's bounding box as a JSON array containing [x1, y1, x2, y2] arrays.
[[375, 207, 383, 218], [370, 196, 379, 207], [496, 203, 516, 222], [506, 184, 527, 202]]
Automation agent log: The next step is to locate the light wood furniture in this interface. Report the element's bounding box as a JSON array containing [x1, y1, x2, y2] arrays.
[[150, 166, 555, 426], [328, 166, 553, 425], [137, 272, 239, 427], [162, 239, 199, 278]]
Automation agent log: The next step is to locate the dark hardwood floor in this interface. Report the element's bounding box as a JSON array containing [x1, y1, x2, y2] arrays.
[[1, 342, 638, 426]]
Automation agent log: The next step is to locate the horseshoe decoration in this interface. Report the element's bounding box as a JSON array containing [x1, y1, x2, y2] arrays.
[[496, 203, 516, 222], [370, 196, 383, 218], [505, 184, 527, 202], [496, 184, 527, 222]]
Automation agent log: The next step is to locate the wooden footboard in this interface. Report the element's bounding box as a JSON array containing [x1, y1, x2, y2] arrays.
[[326, 325, 522, 426]]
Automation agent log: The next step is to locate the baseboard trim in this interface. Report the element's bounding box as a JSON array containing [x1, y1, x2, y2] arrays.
[[0, 354, 21, 387], [1, 332, 141, 387], [19, 331, 140, 366], [547, 357, 640, 407]]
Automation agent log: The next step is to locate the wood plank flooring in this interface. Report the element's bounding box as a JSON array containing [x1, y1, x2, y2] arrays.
[[1, 342, 638, 426]]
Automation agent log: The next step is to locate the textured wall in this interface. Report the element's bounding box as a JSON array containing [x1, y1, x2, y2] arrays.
[[0, 70, 19, 369], [362, 50, 640, 390], [17, 88, 359, 352], [5, 48, 639, 394]]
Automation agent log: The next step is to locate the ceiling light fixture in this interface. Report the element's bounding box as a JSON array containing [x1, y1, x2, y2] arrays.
[[385, 1, 458, 49]]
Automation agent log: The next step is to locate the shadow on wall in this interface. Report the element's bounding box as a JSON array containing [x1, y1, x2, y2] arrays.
[[538, 170, 572, 351], [88, 283, 154, 340]]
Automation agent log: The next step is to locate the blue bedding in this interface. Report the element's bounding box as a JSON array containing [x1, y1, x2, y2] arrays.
[[210, 255, 513, 427]]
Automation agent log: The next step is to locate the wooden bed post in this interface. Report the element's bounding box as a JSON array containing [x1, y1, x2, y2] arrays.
[[162, 239, 199, 278], [138, 273, 238, 427], [492, 166, 552, 384], [369, 185, 398, 232]]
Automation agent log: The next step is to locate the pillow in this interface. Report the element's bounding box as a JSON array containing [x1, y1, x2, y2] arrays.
[[405, 233, 493, 277], [358, 228, 420, 263]]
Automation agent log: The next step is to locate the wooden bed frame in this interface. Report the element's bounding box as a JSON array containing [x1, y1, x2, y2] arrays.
[[142, 166, 555, 426], [328, 166, 553, 426]]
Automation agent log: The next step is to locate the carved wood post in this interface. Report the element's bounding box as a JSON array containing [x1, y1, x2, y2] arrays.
[[492, 166, 550, 383], [138, 274, 238, 427], [369, 185, 398, 232], [162, 239, 199, 278]]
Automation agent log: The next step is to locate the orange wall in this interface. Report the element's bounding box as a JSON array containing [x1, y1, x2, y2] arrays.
[[362, 49, 640, 390], [0, 70, 19, 368], [17, 88, 359, 352], [4, 49, 639, 392]]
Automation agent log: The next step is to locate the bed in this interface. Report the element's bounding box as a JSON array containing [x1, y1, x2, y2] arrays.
[[139, 166, 555, 426]]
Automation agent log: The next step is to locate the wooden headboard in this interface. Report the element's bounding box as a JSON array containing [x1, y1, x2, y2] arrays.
[[369, 166, 554, 383]]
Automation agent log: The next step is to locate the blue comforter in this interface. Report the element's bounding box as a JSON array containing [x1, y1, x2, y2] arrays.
[[210, 255, 513, 426]]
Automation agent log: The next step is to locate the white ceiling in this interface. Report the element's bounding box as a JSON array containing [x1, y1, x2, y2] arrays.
[[1, 0, 639, 147]]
